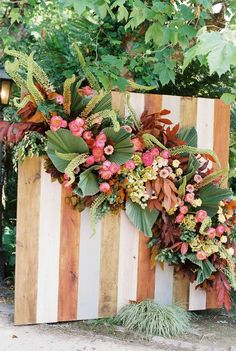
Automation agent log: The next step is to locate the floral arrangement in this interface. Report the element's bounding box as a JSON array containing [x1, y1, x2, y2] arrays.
[[2, 48, 236, 311]]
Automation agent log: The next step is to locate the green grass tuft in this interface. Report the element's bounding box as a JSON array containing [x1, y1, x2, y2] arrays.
[[115, 300, 191, 338]]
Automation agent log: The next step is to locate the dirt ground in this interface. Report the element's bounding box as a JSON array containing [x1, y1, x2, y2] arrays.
[[1, 286, 236, 351]]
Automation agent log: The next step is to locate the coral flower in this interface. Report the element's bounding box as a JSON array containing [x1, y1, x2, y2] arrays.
[[195, 210, 208, 223], [110, 163, 120, 174], [216, 224, 225, 237], [83, 131, 93, 141], [82, 86, 93, 96], [207, 227, 216, 239], [86, 155, 95, 166], [69, 118, 85, 137], [196, 250, 207, 261], [180, 206, 188, 215], [100, 170, 113, 180], [124, 160, 136, 171], [141, 151, 155, 166], [175, 213, 185, 223], [95, 139, 106, 148], [92, 147, 104, 162], [99, 182, 110, 193], [131, 137, 143, 151], [55, 95, 64, 105], [50, 116, 67, 132], [103, 160, 112, 168], [96, 132, 107, 142], [104, 145, 114, 155], [151, 147, 159, 157]]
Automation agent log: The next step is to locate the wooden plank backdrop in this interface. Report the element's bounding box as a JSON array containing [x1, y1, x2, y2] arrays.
[[14, 92, 230, 325]]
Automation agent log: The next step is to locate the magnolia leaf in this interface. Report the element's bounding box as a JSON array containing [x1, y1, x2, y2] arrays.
[[103, 127, 134, 164], [199, 183, 232, 217], [77, 166, 100, 196], [185, 155, 200, 182], [186, 253, 216, 285], [177, 127, 197, 147], [178, 176, 187, 198], [221, 93, 235, 105], [125, 200, 159, 237], [46, 129, 89, 172]]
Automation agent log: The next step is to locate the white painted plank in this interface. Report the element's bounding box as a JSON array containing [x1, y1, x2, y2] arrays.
[[117, 211, 139, 311], [36, 162, 61, 323], [162, 95, 181, 125], [125, 92, 145, 120], [188, 282, 206, 310], [154, 263, 174, 306], [77, 209, 102, 319], [196, 98, 215, 149]]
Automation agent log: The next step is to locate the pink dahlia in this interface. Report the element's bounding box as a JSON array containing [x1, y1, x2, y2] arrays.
[[151, 147, 159, 157], [161, 150, 170, 159], [99, 182, 110, 193], [141, 151, 155, 167], [216, 225, 225, 237], [86, 155, 95, 166], [50, 116, 67, 132], [124, 160, 136, 171], [195, 210, 208, 223]]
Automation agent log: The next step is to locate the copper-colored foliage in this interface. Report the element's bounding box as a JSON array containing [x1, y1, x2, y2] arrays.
[[140, 108, 171, 139], [0, 121, 46, 143], [18, 100, 37, 120], [147, 177, 179, 212], [215, 271, 231, 311]]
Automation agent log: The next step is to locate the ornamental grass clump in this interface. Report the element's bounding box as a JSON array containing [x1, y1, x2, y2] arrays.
[[115, 300, 191, 337]]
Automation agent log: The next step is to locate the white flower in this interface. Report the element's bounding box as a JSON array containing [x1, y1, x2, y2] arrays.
[[220, 236, 227, 243], [172, 159, 180, 168], [176, 168, 183, 176], [227, 248, 234, 256]]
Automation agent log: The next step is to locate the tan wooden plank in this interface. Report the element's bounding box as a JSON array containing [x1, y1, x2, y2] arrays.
[[173, 269, 190, 310], [99, 212, 120, 317], [136, 234, 155, 301], [180, 96, 197, 128], [58, 187, 80, 321], [112, 91, 126, 116], [144, 94, 162, 115], [15, 157, 41, 324]]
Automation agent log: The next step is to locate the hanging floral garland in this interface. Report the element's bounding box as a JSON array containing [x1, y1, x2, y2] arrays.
[[2, 47, 236, 311]]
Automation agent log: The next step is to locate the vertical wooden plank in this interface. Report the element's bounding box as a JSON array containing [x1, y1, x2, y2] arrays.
[[144, 94, 162, 115], [36, 164, 61, 323], [213, 100, 230, 169], [112, 91, 126, 116], [180, 96, 197, 128], [126, 92, 145, 119], [117, 212, 139, 310], [189, 282, 206, 310], [154, 263, 174, 306], [77, 209, 102, 319], [136, 234, 155, 301], [196, 98, 215, 149], [15, 157, 41, 325], [162, 95, 181, 125], [98, 212, 120, 317], [173, 270, 190, 309], [58, 187, 80, 321]]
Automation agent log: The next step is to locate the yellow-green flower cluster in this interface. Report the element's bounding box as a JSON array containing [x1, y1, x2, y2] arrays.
[[182, 215, 196, 231], [190, 237, 219, 256]]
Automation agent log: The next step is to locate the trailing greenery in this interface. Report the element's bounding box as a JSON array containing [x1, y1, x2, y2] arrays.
[[115, 300, 191, 337]]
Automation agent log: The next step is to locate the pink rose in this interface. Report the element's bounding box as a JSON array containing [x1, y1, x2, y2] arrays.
[[194, 174, 203, 183], [131, 138, 143, 151], [50, 116, 67, 132], [82, 86, 93, 96], [175, 213, 185, 223], [100, 170, 113, 180], [185, 193, 195, 204], [99, 182, 110, 193], [186, 184, 194, 193], [216, 225, 225, 237], [86, 155, 95, 166], [95, 139, 105, 148], [55, 95, 64, 105], [110, 163, 120, 174], [151, 147, 159, 157], [96, 132, 107, 142], [69, 118, 85, 136], [161, 150, 170, 159], [103, 160, 112, 168], [195, 210, 208, 223], [207, 227, 216, 239], [180, 206, 188, 215], [159, 168, 170, 179], [124, 160, 136, 171], [196, 250, 207, 261], [141, 151, 155, 166]]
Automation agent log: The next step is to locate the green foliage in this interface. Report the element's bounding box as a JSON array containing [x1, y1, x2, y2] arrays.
[[77, 166, 100, 197], [186, 253, 216, 285], [3, 226, 16, 278], [199, 183, 232, 216], [13, 132, 47, 170], [177, 127, 198, 148], [46, 129, 89, 172], [115, 300, 191, 337], [126, 200, 159, 237]]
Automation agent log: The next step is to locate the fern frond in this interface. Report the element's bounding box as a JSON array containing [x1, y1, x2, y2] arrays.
[[218, 245, 236, 290], [142, 133, 167, 150], [63, 75, 76, 115], [90, 193, 107, 235], [126, 92, 141, 130], [5, 59, 28, 90], [87, 109, 120, 131], [64, 153, 88, 186], [127, 80, 156, 91], [26, 52, 45, 104], [170, 145, 221, 167], [73, 43, 100, 91], [81, 92, 104, 119], [199, 169, 228, 188]]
